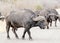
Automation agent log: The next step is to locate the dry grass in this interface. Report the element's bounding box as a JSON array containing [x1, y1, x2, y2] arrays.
[[0, 20, 6, 32]]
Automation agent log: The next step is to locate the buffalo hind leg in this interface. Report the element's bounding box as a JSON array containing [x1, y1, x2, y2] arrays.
[[47, 22, 49, 29], [12, 28, 19, 39], [22, 29, 27, 39], [6, 23, 10, 39], [50, 21, 52, 27]]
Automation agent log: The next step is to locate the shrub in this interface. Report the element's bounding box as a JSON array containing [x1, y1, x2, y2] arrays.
[[35, 5, 43, 10]]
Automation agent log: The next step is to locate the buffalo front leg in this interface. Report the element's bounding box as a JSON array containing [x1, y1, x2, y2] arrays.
[[12, 28, 19, 39], [27, 30, 32, 40], [50, 21, 52, 27], [47, 25, 49, 29], [47, 22, 49, 29], [55, 20, 57, 27], [22, 29, 32, 40], [50, 19, 52, 27], [22, 23, 32, 40]]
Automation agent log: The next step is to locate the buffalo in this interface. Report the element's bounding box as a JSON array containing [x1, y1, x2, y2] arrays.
[[46, 9, 60, 27], [35, 9, 60, 28], [5, 9, 47, 39]]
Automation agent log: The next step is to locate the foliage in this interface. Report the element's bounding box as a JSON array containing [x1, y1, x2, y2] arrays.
[[35, 5, 43, 10]]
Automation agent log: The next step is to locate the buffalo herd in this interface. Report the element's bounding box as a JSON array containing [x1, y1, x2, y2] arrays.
[[0, 8, 60, 40]]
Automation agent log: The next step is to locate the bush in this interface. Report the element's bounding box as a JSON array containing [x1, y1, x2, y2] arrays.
[[35, 5, 43, 10]]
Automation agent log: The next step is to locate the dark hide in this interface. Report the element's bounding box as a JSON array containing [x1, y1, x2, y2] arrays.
[[6, 9, 46, 40]]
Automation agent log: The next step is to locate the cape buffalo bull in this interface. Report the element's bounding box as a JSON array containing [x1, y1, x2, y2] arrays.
[[6, 9, 47, 39]]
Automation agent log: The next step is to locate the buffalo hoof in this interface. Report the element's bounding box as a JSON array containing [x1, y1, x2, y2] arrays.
[[29, 37, 32, 40], [22, 38, 25, 40], [41, 28, 45, 29], [47, 27, 49, 29], [7, 36, 10, 39], [16, 37, 19, 39], [55, 25, 57, 27], [22, 36, 25, 40], [47, 26, 49, 29], [47, 28, 49, 29]]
